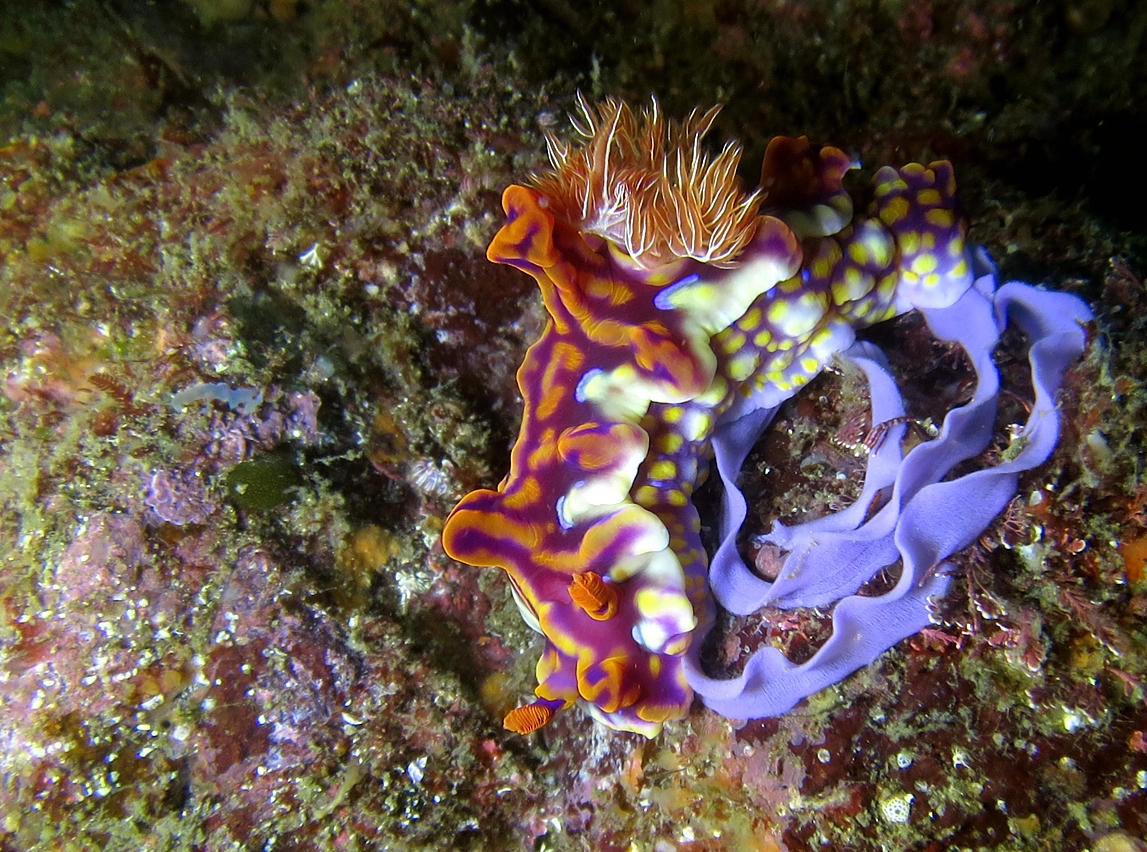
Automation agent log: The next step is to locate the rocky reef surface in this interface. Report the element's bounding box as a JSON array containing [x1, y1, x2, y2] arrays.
[[1, 2, 1145, 850]]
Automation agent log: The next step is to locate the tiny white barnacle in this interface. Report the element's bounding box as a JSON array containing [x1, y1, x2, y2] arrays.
[[878, 791, 914, 824]]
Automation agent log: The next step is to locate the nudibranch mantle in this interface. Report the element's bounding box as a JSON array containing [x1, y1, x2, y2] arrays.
[[442, 97, 1091, 737]]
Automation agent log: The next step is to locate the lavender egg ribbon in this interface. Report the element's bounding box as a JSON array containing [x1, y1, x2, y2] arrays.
[[685, 258, 1092, 720]]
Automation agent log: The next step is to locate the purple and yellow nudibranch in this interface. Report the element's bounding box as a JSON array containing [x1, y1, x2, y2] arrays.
[[442, 96, 1091, 737]]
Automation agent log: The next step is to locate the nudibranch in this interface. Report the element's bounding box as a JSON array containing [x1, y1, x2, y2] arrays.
[[442, 95, 1091, 736]]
